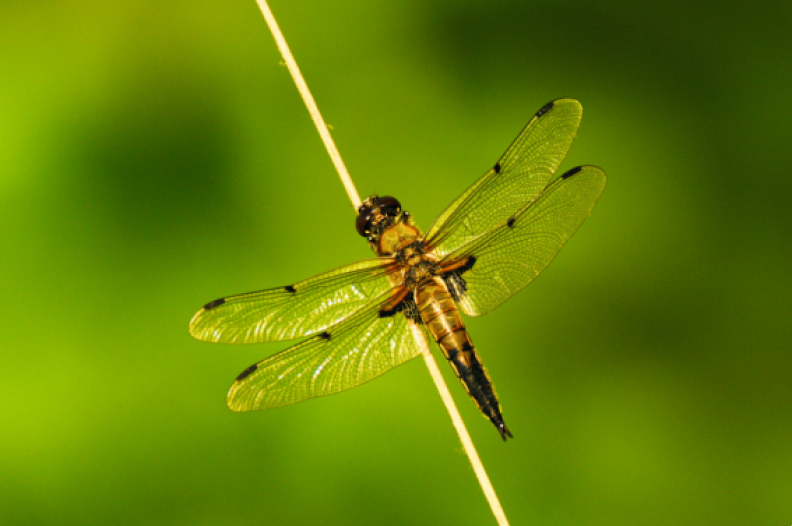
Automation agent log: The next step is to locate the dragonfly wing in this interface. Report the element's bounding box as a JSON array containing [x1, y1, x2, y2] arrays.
[[445, 166, 606, 317], [227, 296, 422, 411], [425, 99, 584, 257], [189, 258, 396, 343]]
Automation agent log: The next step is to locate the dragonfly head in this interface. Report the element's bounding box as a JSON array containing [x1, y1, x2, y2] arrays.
[[356, 195, 402, 242]]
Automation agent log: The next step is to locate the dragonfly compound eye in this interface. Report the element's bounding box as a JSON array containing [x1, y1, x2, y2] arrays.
[[356, 205, 374, 237], [377, 195, 401, 216]]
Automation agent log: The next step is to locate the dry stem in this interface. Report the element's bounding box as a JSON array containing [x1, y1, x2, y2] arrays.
[[253, 2, 509, 524], [254, 0, 360, 210]]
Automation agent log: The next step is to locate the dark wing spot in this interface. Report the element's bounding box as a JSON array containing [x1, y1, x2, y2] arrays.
[[284, 285, 296, 293], [236, 364, 258, 381], [381, 291, 422, 323], [204, 298, 226, 310], [506, 216, 516, 228], [318, 331, 331, 340], [379, 308, 396, 319], [562, 166, 582, 179], [444, 256, 477, 302], [445, 273, 468, 302], [536, 100, 555, 117], [460, 256, 477, 274], [494, 162, 501, 174], [401, 294, 423, 323]]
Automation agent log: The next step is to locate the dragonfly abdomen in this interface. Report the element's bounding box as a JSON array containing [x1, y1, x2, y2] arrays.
[[415, 277, 513, 441]]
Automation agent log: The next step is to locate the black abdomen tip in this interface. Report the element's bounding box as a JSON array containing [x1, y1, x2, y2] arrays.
[[496, 420, 513, 441]]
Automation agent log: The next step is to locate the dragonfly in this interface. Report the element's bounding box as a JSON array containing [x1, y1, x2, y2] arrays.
[[189, 98, 606, 441]]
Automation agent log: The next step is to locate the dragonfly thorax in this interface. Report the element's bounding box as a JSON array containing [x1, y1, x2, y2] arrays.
[[358, 195, 437, 286], [374, 218, 426, 256], [395, 240, 439, 288]]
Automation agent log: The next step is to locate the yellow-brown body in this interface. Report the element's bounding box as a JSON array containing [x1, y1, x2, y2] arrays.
[[363, 198, 511, 440], [414, 276, 509, 439]]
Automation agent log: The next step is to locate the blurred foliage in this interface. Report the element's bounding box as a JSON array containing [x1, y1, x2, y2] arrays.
[[2, 0, 791, 525]]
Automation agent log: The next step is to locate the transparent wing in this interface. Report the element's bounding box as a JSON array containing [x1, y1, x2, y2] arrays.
[[227, 296, 422, 411], [189, 258, 396, 344], [446, 166, 606, 317], [425, 99, 583, 257]]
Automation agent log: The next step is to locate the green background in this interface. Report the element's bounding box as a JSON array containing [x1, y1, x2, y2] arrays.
[[3, 1, 790, 525]]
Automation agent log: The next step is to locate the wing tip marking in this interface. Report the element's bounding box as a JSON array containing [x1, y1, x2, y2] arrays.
[[284, 285, 296, 293], [204, 298, 226, 310], [537, 100, 555, 117], [561, 166, 583, 180], [236, 363, 258, 381]]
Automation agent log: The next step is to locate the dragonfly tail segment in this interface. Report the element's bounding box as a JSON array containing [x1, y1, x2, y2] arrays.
[[496, 420, 514, 442], [412, 275, 514, 441], [445, 343, 513, 442]]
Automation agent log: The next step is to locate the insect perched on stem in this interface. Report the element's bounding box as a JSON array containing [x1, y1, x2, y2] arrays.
[[190, 98, 606, 440]]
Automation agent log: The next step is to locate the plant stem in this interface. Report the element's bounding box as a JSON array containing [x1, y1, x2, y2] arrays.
[[252, 2, 509, 524], [254, 0, 360, 210]]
